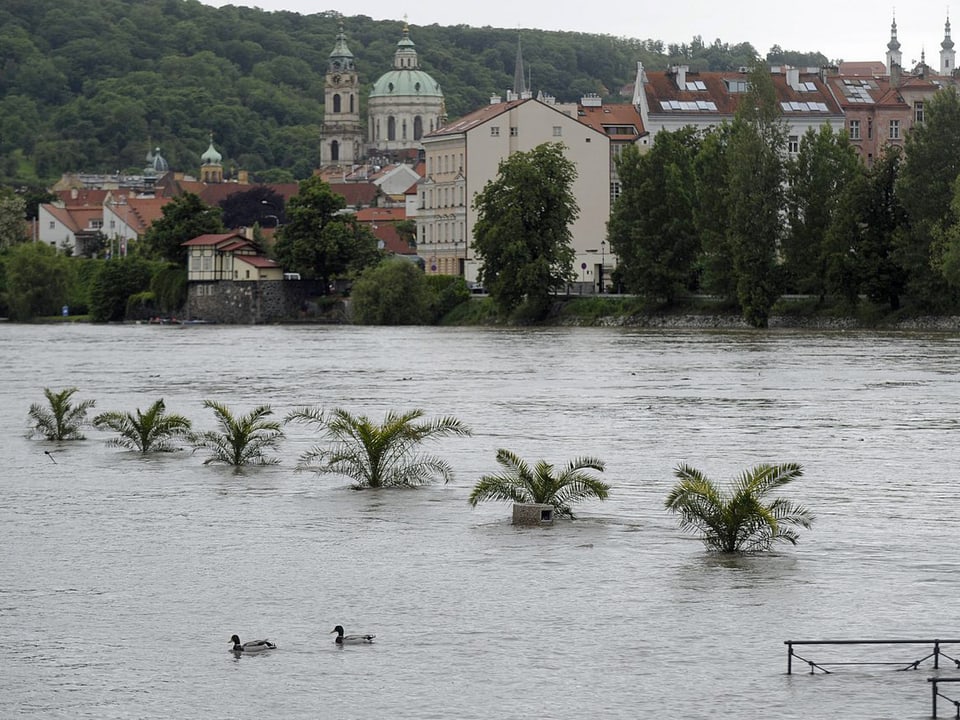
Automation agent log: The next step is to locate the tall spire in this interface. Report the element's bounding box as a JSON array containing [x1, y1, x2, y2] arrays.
[[886, 13, 903, 76], [513, 34, 527, 97], [942, 13, 956, 74], [888, 14, 901, 51], [328, 20, 356, 73]]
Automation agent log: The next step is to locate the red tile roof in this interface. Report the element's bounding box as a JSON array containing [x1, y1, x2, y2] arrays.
[[427, 99, 528, 137], [236, 255, 281, 269], [576, 102, 646, 139], [328, 182, 379, 207], [55, 189, 109, 207], [355, 207, 406, 222], [643, 67, 843, 118], [181, 232, 248, 247]]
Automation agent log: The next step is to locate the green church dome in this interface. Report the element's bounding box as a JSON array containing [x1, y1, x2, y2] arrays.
[[370, 69, 442, 98], [369, 24, 443, 99]]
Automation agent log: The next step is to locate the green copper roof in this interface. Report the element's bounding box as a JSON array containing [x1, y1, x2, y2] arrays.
[[370, 69, 443, 98]]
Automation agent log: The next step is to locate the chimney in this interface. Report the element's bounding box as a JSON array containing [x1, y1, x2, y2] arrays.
[[672, 65, 688, 89], [786, 66, 800, 90]]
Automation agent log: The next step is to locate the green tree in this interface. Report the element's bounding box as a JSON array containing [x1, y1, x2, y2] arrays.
[[351, 258, 430, 324], [272, 175, 380, 291], [0, 188, 27, 248], [219, 185, 286, 230], [608, 128, 701, 303], [726, 63, 787, 327], [784, 125, 861, 296], [192, 401, 284, 466], [469, 449, 609, 519], [665, 462, 813, 552], [896, 86, 960, 310], [93, 399, 192, 453], [89, 257, 153, 322], [424, 273, 470, 322], [27, 387, 96, 441], [142, 192, 223, 265], [288, 407, 471, 488], [473, 142, 579, 319], [694, 123, 736, 300], [4, 241, 71, 320]]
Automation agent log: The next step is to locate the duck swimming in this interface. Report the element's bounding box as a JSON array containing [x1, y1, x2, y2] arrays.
[[230, 634, 277, 653], [331, 625, 375, 644]]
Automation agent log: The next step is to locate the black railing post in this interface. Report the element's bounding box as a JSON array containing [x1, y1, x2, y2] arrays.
[[787, 641, 793, 675], [932, 677, 939, 718], [936, 639, 941, 669]]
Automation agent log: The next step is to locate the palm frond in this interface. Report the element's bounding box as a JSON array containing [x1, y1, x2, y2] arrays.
[[665, 462, 812, 553], [471, 449, 608, 518]]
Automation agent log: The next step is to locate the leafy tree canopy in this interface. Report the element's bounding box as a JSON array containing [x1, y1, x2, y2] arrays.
[[141, 192, 224, 264], [473, 142, 579, 319], [272, 175, 380, 288]]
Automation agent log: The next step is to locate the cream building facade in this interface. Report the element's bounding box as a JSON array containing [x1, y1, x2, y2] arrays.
[[418, 96, 612, 288]]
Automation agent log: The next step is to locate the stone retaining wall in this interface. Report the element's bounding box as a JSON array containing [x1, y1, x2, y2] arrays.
[[185, 280, 344, 324]]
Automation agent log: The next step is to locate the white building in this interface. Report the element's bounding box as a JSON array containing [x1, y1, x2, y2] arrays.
[[418, 96, 612, 287]]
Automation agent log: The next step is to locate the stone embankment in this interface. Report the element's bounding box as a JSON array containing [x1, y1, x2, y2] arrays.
[[563, 314, 960, 330]]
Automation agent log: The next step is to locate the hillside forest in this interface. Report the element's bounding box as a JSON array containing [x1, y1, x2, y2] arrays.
[[0, 0, 830, 185]]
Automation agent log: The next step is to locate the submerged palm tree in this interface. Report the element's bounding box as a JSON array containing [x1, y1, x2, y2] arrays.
[[93, 399, 192, 453], [27, 387, 96, 441], [192, 401, 284, 466], [664, 462, 814, 553], [288, 407, 471, 488], [469, 449, 609, 519]]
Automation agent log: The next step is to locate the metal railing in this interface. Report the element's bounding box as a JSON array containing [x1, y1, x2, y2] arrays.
[[784, 639, 960, 675], [929, 677, 960, 718]]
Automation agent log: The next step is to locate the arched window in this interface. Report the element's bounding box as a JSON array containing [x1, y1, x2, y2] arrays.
[[331, 140, 339, 162], [402, 119, 407, 140], [414, 116, 423, 140], [333, 94, 341, 113], [388, 117, 396, 141], [349, 95, 354, 113]]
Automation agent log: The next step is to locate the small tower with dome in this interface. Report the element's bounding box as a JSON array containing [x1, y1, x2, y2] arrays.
[[200, 135, 223, 183], [321, 21, 364, 166], [942, 15, 956, 75], [886, 15, 903, 75], [367, 22, 445, 157]]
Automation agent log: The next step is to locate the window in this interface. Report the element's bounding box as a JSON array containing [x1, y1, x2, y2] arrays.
[[889, 119, 901, 140], [849, 120, 861, 140], [109, 220, 115, 229], [510, 126, 518, 136], [915, 101, 925, 122], [490, 126, 500, 137], [788, 135, 799, 154], [552, 126, 563, 137], [867, 118, 873, 139], [610, 181, 621, 204], [49, 221, 55, 229]]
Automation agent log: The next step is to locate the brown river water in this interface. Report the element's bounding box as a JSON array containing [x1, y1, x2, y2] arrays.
[[2, 323, 959, 719]]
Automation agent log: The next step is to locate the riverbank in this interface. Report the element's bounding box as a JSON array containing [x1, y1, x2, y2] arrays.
[[443, 295, 960, 330]]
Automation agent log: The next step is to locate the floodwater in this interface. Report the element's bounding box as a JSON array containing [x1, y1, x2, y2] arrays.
[[2, 323, 960, 719]]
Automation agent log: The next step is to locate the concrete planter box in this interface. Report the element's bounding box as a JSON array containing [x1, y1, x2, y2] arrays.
[[512, 503, 555, 526]]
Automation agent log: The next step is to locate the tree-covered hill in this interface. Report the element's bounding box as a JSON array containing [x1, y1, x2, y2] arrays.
[[0, 0, 828, 185]]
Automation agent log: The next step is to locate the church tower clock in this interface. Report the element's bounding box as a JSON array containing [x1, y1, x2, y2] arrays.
[[320, 22, 363, 166]]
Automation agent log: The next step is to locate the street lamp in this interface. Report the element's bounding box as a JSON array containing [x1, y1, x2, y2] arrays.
[[600, 239, 606, 293], [261, 199, 281, 227]]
